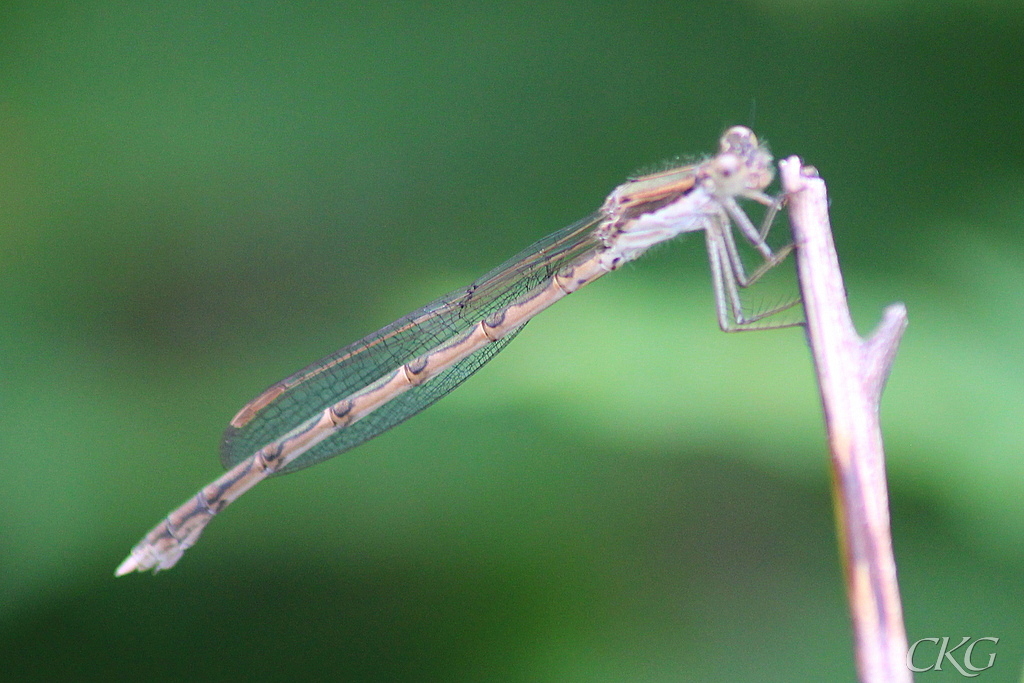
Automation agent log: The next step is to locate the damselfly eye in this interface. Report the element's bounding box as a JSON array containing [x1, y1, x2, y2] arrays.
[[717, 155, 740, 177]]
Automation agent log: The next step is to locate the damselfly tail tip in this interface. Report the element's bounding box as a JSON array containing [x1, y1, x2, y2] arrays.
[[114, 553, 141, 577], [114, 541, 180, 576]]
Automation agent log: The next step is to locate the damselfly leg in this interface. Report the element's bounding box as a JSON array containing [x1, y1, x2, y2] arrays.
[[706, 192, 801, 331]]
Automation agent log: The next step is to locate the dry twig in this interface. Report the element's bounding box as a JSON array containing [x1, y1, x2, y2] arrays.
[[780, 157, 910, 683]]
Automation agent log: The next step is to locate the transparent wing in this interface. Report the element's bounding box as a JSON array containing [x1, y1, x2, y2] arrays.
[[220, 213, 606, 474]]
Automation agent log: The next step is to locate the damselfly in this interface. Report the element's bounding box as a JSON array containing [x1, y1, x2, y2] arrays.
[[116, 126, 796, 575]]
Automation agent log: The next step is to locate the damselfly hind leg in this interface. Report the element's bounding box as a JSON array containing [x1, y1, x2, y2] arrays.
[[706, 198, 802, 332]]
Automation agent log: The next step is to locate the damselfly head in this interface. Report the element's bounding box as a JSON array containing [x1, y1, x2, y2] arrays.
[[705, 126, 774, 198], [719, 126, 759, 155]]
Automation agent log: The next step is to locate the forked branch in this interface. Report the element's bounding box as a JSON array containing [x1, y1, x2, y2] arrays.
[[780, 157, 910, 683]]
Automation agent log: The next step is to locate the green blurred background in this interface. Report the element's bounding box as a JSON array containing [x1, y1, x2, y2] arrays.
[[2, 1, 1023, 681]]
